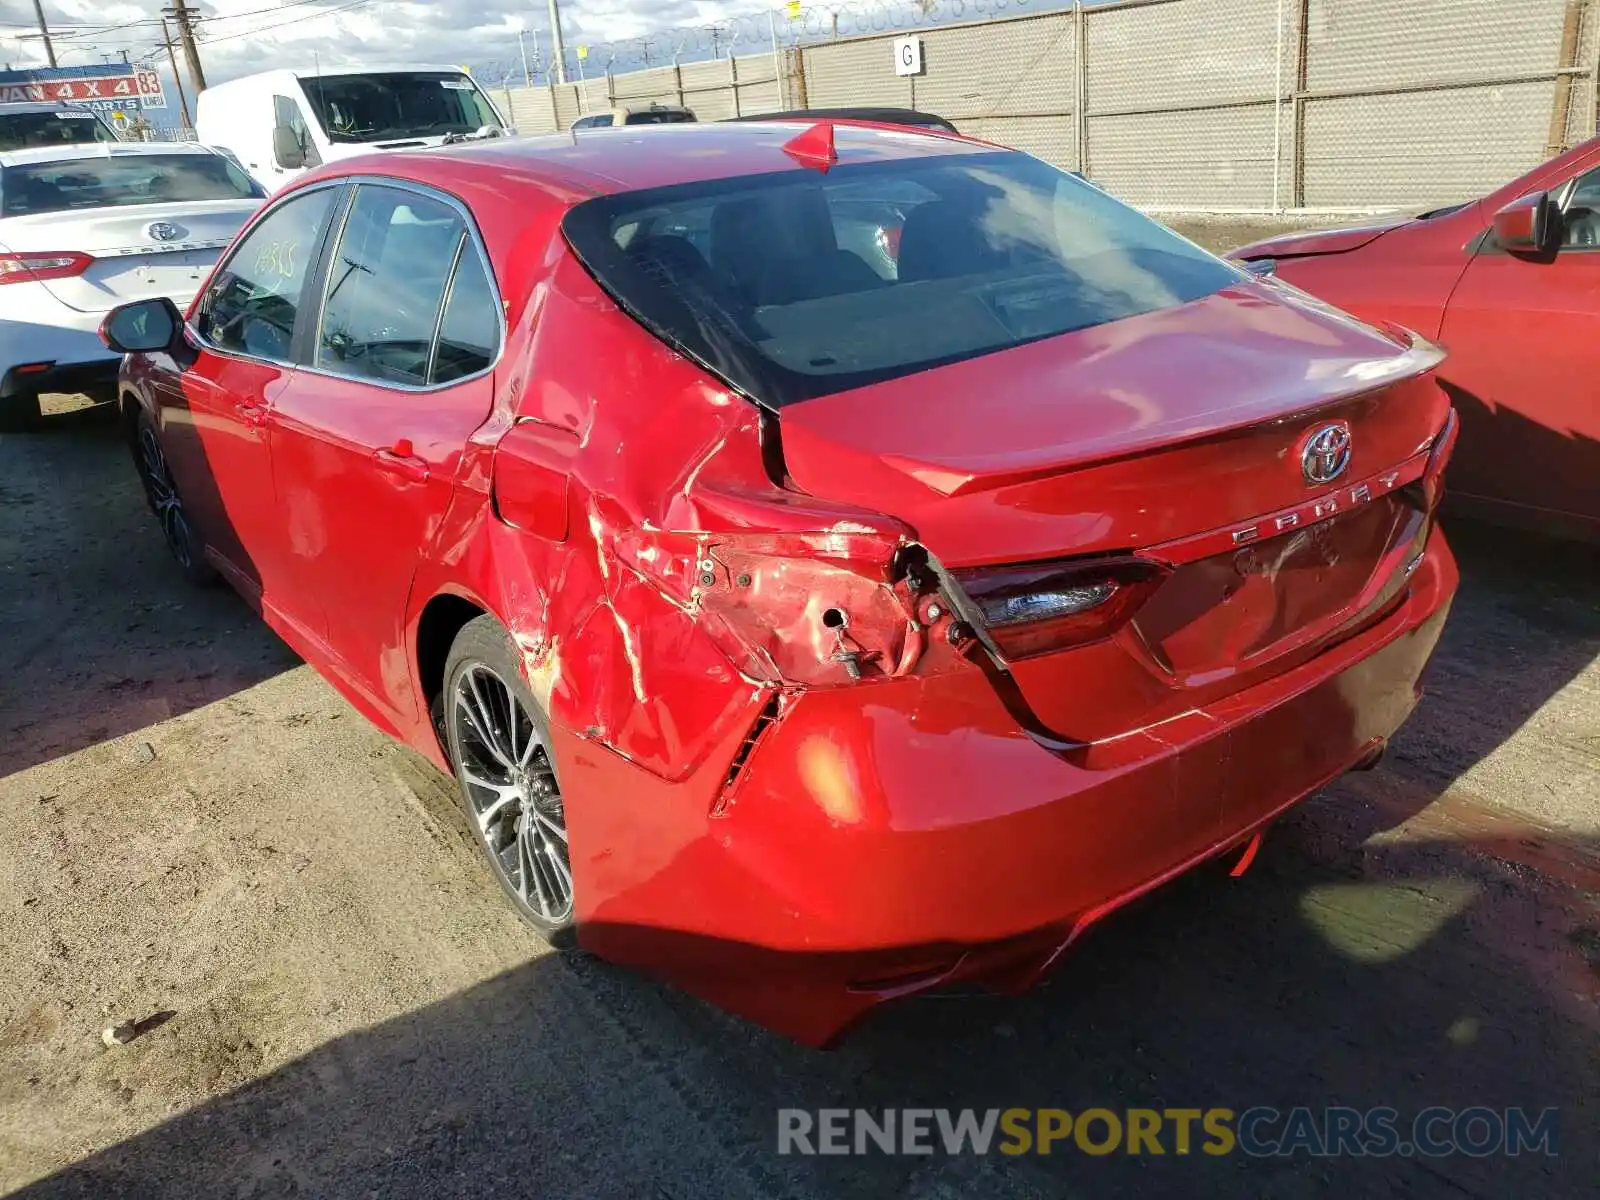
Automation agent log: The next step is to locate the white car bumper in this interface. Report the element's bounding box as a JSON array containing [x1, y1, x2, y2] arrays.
[[0, 280, 196, 400]]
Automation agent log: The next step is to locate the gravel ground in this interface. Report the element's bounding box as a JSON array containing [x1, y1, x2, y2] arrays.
[[1, 235, 1596, 1196]]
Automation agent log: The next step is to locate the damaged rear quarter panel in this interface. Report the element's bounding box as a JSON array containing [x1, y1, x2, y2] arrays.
[[408, 232, 933, 931]]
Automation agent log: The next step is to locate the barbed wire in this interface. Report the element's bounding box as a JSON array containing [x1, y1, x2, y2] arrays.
[[469, 0, 1068, 86]]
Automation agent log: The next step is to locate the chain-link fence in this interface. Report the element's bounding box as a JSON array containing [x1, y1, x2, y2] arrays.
[[485, 0, 1600, 214]]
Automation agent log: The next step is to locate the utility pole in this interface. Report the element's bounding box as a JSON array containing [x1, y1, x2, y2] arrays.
[[163, 0, 207, 94], [517, 28, 531, 87], [159, 16, 193, 129], [545, 0, 567, 84], [29, 0, 57, 67]]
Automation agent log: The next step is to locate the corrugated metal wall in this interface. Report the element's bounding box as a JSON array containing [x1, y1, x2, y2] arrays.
[[492, 0, 1600, 212]]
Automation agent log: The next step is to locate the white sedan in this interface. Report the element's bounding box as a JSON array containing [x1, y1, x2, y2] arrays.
[[0, 141, 265, 429]]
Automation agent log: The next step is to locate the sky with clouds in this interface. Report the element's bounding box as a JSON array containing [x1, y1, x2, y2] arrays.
[[0, 1, 765, 85]]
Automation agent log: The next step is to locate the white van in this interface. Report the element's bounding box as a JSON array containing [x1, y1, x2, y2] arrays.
[[195, 66, 511, 191]]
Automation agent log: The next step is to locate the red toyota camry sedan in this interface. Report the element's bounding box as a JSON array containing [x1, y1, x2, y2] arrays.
[[100, 121, 1458, 1045], [1232, 135, 1600, 543]]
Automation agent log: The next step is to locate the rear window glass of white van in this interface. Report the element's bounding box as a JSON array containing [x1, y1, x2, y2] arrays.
[[0, 154, 263, 216], [562, 149, 1241, 408]]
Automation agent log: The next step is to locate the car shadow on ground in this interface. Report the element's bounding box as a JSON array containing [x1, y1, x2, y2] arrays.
[[11, 816, 1597, 1199], [0, 409, 297, 781]]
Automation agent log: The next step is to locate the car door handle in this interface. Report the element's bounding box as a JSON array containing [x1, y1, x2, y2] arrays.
[[236, 402, 269, 428], [374, 441, 429, 484]]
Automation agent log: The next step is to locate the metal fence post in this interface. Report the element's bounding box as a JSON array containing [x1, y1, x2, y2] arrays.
[[1272, 0, 1285, 213], [1291, 0, 1311, 209], [1073, 0, 1088, 176], [770, 9, 786, 109]]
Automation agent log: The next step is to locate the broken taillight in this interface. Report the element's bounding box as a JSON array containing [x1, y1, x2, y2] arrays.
[[1418, 408, 1459, 512], [611, 522, 923, 689], [952, 556, 1167, 660]]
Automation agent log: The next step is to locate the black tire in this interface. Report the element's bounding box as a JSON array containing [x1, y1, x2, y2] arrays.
[[128, 406, 217, 587], [443, 614, 578, 947], [0, 391, 41, 433]]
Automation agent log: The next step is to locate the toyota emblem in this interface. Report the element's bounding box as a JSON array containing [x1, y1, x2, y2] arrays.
[[1301, 422, 1353, 486], [146, 221, 181, 242]]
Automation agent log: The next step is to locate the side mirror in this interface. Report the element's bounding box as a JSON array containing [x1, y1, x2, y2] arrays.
[[272, 124, 307, 170], [99, 297, 184, 355], [1492, 191, 1557, 254]]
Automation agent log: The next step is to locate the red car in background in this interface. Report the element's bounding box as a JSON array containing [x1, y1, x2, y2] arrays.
[[100, 121, 1458, 1045], [1233, 136, 1600, 543]]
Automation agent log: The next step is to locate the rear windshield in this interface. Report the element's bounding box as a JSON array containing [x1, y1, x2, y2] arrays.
[[625, 110, 695, 125], [0, 153, 262, 217], [0, 110, 117, 152], [561, 150, 1240, 407]]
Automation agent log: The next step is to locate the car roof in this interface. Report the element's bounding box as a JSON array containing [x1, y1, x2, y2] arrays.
[[302, 119, 996, 200], [205, 64, 471, 91], [0, 101, 101, 116], [0, 141, 219, 169], [728, 107, 957, 131]]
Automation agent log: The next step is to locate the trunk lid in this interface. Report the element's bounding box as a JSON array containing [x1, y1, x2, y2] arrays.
[[0, 199, 259, 313], [778, 281, 1448, 740]]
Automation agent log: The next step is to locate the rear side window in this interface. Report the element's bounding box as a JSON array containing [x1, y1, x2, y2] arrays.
[[200, 187, 338, 361], [0, 153, 262, 216], [433, 248, 501, 384], [315, 185, 468, 387], [562, 150, 1240, 408]]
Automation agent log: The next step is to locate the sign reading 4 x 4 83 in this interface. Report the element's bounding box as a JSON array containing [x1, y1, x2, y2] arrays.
[[0, 70, 166, 111]]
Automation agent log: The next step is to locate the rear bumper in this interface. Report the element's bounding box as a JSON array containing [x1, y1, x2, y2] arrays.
[[565, 531, 1459, 1045]]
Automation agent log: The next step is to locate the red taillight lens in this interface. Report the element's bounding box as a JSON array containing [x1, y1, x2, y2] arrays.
[[953, 556, 1167, 660], [0, 251, 93, 285]]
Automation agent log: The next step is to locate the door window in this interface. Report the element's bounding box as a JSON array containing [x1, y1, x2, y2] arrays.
[[314, 184, 482, 387], [198, 186, 339, 361], [273, 95, 322, 167], [1560, 166, 1600, 248]]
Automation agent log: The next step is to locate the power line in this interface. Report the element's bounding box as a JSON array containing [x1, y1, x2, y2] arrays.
[[199, 0, 384, 45]]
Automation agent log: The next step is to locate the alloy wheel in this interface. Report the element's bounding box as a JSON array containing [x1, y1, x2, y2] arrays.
[[450, 662, 573, 926], [136, 422, 197, 571]]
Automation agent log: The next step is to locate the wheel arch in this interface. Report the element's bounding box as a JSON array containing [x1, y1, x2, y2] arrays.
[[413, 588, 502, 760]]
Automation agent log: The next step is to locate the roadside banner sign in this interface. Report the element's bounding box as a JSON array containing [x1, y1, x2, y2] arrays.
[[0, 65, 167, 114]]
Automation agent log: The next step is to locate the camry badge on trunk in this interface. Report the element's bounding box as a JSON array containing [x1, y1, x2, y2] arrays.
[[146, 221, 182, 242], [1301, 423, 1352, 485]]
